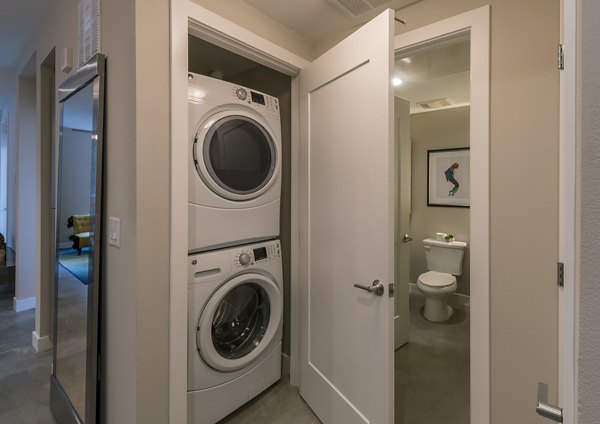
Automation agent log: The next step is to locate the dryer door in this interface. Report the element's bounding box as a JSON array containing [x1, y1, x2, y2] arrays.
[[197, 272, 282, 372], [193, 111, 279, 201]]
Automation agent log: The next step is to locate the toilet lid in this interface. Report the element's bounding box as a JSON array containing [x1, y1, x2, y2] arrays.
[[418, 271, 456, 288]]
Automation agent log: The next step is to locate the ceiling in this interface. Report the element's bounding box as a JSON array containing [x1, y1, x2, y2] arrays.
[[0, 0, 54, 68], [394, 34, 471, 113], [0, 0, 54, 109], [244, 0, 421, 42]]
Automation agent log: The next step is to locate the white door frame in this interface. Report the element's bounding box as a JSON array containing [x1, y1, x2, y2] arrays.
[[394, 7, 491, 423], [170, 2, 491, 423], [169, 1, 308, 422], [559, 0, 577, 422]]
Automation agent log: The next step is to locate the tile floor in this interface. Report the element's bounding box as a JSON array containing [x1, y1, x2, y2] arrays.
[[1, 290, 468, 424]]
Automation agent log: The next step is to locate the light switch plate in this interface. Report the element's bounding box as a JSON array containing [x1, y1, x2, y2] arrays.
[[108, 216, 120, 247]]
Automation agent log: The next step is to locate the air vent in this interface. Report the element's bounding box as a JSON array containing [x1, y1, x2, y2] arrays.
[[78, 0, 101, 67], [326, 0, 420, 18], [417, 98, 453, 110]]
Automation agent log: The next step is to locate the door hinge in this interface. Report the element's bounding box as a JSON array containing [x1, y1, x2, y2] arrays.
[[50, 363, 54, 375], [558, 44, 565, 70], [557, 262, 564, 287], [388, 283, 395, 298]]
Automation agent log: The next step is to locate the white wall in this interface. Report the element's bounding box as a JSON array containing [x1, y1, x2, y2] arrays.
[[578, 0, 600, 422], [14, 74, 37, 304], [409, 107, 471, 295]]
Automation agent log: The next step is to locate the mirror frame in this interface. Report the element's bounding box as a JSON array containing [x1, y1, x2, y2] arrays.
[[50, 53, 105, 424]]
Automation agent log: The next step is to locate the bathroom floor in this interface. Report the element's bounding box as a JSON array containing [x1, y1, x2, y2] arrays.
[[395, 293, 470, 424]]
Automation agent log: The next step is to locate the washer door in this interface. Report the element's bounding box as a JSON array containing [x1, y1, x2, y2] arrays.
[[197, 273, 282, 372], [193, 110, 279, 201]]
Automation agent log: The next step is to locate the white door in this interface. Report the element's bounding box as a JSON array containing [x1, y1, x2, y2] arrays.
[[394, 97, 411, 350], [298, 9, 395, 424]]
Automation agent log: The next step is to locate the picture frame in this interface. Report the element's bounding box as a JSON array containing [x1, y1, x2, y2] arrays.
[[427, 147, 470, 207]]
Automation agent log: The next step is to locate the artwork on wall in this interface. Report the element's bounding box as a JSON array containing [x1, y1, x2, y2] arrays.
[[427, 148, 470, 207]]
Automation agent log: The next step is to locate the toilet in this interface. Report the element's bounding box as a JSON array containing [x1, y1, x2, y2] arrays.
[[417, 238, 467, 322]]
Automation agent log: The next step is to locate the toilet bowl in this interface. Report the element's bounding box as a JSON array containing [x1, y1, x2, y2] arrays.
[[417, 271, 457, 322], [417, 238, 467, 323]]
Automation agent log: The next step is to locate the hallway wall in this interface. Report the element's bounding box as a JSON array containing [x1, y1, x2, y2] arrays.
[[14, 74, 37, 307], [579, 0, 600, 422], [8, 0, 171, 421]]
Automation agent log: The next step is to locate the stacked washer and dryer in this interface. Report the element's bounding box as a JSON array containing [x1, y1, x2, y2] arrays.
[[187, 73, 284, 424]]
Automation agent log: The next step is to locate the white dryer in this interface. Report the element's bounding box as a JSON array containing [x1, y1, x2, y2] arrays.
[[188, 73, 282, 253], [187, 239, 283, 424]]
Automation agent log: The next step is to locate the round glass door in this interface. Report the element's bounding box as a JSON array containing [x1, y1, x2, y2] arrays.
[[212, 283, 270, 359], [195, 113, 278, 200], [197, 273, 282, 372]]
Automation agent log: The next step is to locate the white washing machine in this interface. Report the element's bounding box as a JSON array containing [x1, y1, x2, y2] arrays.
[[187, 239, 283, 424], [188, 73, 282, 253]]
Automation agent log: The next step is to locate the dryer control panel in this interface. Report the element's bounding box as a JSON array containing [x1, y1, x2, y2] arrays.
[[231, 86, 279, 112], [231, 240, 281, 269]]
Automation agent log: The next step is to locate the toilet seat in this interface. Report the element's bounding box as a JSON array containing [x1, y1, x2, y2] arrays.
[[418, 271, 456, 288]]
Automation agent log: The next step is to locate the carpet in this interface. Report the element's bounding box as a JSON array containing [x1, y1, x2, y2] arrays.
[[58, 249, 89, 284]]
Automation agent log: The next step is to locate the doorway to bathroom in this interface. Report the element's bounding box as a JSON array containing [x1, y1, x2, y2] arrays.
[[393, 9, 489, 423], [394, 31, 471, 424]]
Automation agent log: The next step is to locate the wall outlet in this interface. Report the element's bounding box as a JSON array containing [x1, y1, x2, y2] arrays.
[[108, 216, 120, 248]]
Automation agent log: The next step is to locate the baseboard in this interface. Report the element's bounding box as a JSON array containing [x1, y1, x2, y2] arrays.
[[32, 331, 53, 352], [13, 296, 36, 312], [281, 352, 290, 374], [409, 283, 470, 308]]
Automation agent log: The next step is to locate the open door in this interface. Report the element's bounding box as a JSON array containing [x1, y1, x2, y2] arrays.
[[394, 97, 410, 350], [298, 9, 395, 424]]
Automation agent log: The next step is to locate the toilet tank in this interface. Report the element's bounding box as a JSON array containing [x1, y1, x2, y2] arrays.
[[423, 238, 467, 275]]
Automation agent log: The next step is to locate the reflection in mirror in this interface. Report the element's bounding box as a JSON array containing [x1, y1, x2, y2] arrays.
[[55, 81, 95, 420]]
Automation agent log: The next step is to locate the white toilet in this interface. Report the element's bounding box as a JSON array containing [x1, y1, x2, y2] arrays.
[[417, 238, 467, 322]]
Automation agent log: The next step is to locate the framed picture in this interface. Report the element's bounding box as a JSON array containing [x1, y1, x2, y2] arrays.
[[427, 148, 470, 207]]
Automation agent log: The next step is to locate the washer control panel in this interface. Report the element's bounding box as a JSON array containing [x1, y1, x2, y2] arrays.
[[231, 86, 279, 111], [231, 240, 281, 269]]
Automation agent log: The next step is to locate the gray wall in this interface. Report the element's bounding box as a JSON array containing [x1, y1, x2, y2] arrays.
[[56, 129, 92, 247], [15, 74, 37, 302], [409, 107, 470, 295], [579, 0, 600, 422]]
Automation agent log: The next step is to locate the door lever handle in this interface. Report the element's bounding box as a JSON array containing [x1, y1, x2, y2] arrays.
[[536, 382, 563, 422], [402, 234, 413, 243], [353, 280, 384, 296]]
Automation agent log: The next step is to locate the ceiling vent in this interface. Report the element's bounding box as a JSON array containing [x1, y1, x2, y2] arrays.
[[417, 98, 453, 110], [326, 0, 421, 18]]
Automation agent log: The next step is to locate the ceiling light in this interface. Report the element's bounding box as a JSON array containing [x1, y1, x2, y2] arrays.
[[393, 78, 403, 86]]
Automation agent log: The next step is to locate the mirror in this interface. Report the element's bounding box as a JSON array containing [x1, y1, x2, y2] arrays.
[[51, 54, 105, 424]]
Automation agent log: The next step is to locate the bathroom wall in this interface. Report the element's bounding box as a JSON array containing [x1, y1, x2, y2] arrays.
[[409, 106, 470, 296]]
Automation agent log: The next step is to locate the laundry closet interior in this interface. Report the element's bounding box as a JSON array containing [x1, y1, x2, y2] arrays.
[[186, 33, 295, 423]]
